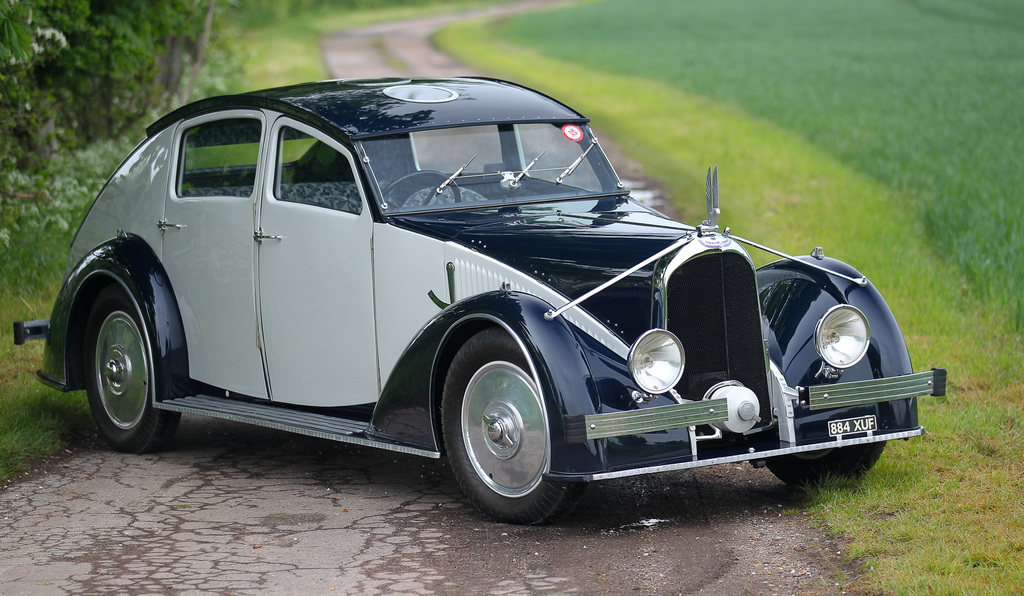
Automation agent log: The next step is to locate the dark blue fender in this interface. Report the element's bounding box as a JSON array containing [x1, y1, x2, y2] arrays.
[[370, 291, 611, 474], [40, 235, 194, 401], [757, 256, 918, 439]]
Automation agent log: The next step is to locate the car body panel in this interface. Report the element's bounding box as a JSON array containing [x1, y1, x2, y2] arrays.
[[257, 118, 379, 406], [161, 110, 269, 398]]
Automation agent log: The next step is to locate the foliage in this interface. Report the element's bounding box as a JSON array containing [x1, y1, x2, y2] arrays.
[[0, 0, 238, 282], [490, 0, 1024, 328], [437, 10, 1023, 594]]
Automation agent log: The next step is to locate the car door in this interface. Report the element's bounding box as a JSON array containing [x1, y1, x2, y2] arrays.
[[255, 118, 378, 407], [161, 111, 269, 399]]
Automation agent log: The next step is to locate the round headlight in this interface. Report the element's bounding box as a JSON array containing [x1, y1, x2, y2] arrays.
[[628, 329, 685, 394], [814, 305, 871, 368]]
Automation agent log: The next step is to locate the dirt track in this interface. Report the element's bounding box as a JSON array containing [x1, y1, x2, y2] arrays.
[[0, 3, 857, 594]]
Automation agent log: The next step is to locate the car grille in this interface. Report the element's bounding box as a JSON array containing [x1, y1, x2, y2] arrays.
[[665, 251, 770, 414]]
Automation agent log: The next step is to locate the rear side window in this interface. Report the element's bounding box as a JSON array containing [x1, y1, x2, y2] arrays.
[[179, 118, 262, 197]]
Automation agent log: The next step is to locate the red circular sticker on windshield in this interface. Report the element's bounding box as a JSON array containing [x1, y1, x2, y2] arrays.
[[562, 124, 584, 142]]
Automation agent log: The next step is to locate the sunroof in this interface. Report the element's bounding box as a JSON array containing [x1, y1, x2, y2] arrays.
[[382, 85, 459, 104]]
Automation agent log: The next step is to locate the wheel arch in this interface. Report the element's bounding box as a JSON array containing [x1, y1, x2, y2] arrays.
[[757, 255, 914, 387], [371, 291, 602, 471], [43, 235, 194, 400]]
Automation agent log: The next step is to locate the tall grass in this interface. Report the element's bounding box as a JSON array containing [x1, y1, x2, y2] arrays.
[[436, 11, 1023, 594], [494, 0, 1024, 328]]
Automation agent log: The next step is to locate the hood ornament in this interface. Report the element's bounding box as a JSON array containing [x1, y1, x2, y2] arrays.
[[701, 165, 720, 234]]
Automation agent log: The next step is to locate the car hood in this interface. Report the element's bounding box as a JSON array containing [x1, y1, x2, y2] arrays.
[[390, 200, 690, 341]]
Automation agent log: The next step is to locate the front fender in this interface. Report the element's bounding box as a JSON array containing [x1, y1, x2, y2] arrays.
[[41, 235, 194, 401], [370, 291, 604, 473], [757, 256, 914, 387]]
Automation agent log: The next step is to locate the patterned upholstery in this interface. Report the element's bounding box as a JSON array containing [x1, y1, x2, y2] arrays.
[[278, 181, 362, 214]]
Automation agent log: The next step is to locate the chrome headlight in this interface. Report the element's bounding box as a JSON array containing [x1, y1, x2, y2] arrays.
[[628, 329, 685, 394], [814, 305, 870, 368]]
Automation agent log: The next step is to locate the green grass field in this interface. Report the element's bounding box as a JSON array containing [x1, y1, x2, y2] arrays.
[[497, 0, 1024, 329], [435, 1, 1023, 592]]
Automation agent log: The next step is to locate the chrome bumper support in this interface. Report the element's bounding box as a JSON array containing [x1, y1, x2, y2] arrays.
[[801, 368, 946, 410]]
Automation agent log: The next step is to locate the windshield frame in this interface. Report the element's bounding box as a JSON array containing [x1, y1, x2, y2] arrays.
[[356, 121, 624, 216]]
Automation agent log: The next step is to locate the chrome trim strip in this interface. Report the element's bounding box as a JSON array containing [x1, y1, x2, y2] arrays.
[[544, 233, 695, 321], [806, 371, 935, 410], [156, 395, 441, 459], [731, 233, 868, 286], [568, 427, 924, 481], [584, 398, 728, 440]]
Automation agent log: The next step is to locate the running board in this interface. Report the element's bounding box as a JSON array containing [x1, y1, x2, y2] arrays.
[[156, 395, 440, 458]]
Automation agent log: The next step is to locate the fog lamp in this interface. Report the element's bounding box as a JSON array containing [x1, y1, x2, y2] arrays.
[[814, 305, 870, 368], [628, 329, 685, 394]]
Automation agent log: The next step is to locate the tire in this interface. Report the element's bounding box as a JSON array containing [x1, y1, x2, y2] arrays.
[[84, 285, 180, 453], [765, 441, 886, 486], [441, 328, 585, 524]]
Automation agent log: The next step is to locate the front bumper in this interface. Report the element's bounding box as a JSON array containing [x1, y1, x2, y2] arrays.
[[550, 368, 945, 482]]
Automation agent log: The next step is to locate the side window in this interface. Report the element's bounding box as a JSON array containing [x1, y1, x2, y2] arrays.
[[275, 127, 362, 215], [179, 118, 261, 197]]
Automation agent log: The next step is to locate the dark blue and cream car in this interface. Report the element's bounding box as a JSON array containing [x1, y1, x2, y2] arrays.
[[14, 78, 945, 524]]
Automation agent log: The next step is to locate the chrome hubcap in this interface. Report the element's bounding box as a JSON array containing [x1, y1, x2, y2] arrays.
[[94, 311, 148, 429], [462, 361, 547, 497], [482, 402, 522, 459]]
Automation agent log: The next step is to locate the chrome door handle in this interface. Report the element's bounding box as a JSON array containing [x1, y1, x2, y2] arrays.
[[254, 230, 285, 242], [157, 219, 187, 231]]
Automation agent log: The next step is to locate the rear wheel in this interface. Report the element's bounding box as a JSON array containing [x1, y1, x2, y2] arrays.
[[442, 328, 585, 524], [84, 285, 180, 453], [765, 442, 886, 485]]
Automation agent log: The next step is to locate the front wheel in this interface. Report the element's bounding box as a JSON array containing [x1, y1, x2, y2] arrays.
[[442, 328, 585, 524], [765, 441, 886, 485], [84, 285, 180, 453]]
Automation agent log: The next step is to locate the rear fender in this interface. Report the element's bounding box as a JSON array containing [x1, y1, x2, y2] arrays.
[[42, 235, 194, 400]]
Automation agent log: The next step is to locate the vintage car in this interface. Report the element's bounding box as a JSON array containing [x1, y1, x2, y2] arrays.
[[14, 77, 945, 524]]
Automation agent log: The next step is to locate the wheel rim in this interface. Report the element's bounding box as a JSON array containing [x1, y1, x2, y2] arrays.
[[93, 310, 149, 429], [462, 361, 548, 497]]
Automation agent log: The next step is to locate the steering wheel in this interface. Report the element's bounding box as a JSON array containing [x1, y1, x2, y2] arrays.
[[383, 170, 461, 209]]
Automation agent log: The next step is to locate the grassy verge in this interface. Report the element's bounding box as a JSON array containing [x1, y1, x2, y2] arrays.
[[240, 0, 516, 90], [1, 292, 92, 482], [436, 16, 1023, 594], [1, 140, 132, 484]]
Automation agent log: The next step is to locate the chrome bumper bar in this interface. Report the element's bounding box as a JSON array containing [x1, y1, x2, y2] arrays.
[[551, 426, 926, 482], [800, 368, 946, 410], [564, 398, 727, 443]]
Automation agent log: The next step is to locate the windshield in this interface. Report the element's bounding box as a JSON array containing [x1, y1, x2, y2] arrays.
[[358, 122, 623, 214]]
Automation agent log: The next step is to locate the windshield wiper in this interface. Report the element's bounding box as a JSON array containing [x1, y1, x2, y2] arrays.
[[512, 150, 546, 187], [437, 154, 476, 194], [556, 140, 596, 184]]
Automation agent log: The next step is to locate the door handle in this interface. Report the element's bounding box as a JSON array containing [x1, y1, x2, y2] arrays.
[[254, 229, 285, 243], [157, 219, 187, 231]]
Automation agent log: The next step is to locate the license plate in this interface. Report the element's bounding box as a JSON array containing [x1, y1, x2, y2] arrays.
[[828, 415, 877, 436]]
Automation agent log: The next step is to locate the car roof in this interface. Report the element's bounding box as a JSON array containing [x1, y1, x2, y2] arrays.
[[146, 77, 588, 140]]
